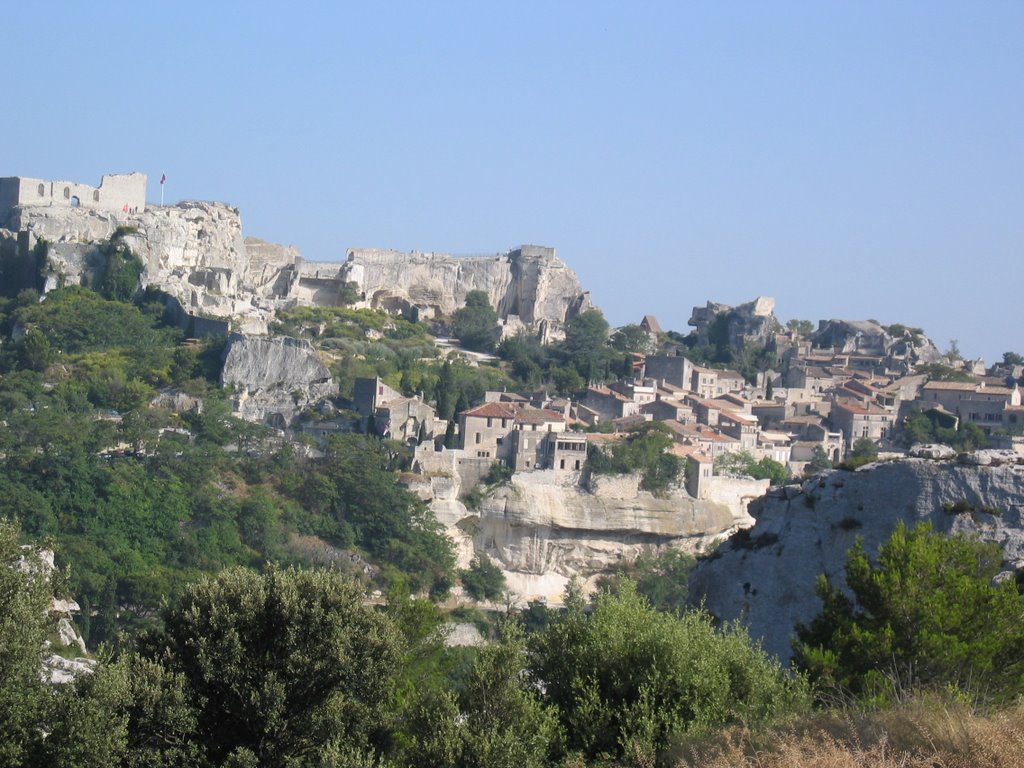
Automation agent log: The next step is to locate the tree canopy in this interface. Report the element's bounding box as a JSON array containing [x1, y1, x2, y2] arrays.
[[452, 290, 499, 353], [794, 521, 1024, 704], [531, 581, 807, 763], [136, 566, 403, 766]]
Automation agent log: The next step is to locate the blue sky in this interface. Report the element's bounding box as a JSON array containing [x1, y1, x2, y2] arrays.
[[9, 2, 1023, 363]]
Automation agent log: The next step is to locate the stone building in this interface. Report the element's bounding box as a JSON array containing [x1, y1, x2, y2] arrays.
[[0, 173, 146, 226], [458, 401, 582, 471], [919, 380, 1022, 434]]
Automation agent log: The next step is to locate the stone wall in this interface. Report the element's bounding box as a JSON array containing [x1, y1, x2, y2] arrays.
[[0, 173, 146, 223]]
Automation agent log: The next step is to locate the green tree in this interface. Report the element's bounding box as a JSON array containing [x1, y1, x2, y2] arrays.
[[786, 319, 815, 337], [0, 520, 52, 765], [16, 328, 54, 372], [98, 243, 144, 302], [807, 445, 834, 473], [137, 566, 403, 766], [400, 622, 560, 768], [794, 522, 1024, 703], [714, 450, 789, 485], [1002, 351, 1024, 366], [452, 291, 499, 353], [561, 309, 611, 383], [532, 581, 806, 762], [460, 554, 506, 602], [609, 324, 652, 354], [587, 422, 682, 495], [598, 549, 695, 613]]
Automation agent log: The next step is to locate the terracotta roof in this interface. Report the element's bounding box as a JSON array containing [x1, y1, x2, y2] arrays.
[[669, 443, 710, 461], [461, 402, 518, 419], [586, 385, 630, 403]]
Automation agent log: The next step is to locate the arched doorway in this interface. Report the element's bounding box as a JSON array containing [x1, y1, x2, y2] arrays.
[[70, 195, 80, 207]]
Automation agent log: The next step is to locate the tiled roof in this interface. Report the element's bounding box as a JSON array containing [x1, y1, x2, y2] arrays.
[[461, 402, 518, 419], [515, 407, 565, 425]]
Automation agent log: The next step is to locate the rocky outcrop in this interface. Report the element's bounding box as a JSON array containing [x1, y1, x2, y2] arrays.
[[689, 457, 1024, 664], [220, 333, 337, 428], [409, 465, 748, 604], [8, 204, 593, 340], [810, 319, 942, 366], [338, 245, 591, 338], [688, 297, 778, 348], [14, 547, 94, 683]]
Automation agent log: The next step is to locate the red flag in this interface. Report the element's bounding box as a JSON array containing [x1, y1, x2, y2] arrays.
[[160, 174, 166, 185]]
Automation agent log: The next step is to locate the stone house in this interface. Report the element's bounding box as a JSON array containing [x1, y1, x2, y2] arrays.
[[644, 355, 696, 390], [641, 398, 693, 423], [458, 401, 579, 471], [353, 377, 439, 443], [918, 380, 1022, 434], [582, 385, 639, 422], [829, 399, 896, 449], [376, 395, 440, 444], [717, 410, 759, 451]]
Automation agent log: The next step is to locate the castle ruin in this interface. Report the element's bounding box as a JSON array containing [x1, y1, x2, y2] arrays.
[[0, 172, 147, 228]]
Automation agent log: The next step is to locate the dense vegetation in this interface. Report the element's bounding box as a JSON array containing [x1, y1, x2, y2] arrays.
[[587, 422, 683, 495], [713, 450, 790, 485], [794, 522, 1024, 706], [0, 524, 807, 767], [0, 280, 455, 642]]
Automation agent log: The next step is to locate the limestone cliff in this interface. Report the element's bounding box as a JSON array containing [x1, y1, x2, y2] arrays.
[[407, 467, 748, 604], [689, 456, 1024, 664], [220, 333, 337, 428], [8, 204, 592, 339], [337, 244, 591, 338]]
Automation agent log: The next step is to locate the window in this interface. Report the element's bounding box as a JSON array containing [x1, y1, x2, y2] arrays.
[[37, 183, 45, 196], [487, 417, 493, 428], [496, 437, 503, 446], [63, 186, 70, 199], [560, 459, 565, 469], [475, 433, 481, 444], [575, 460, 581, 470], [92, 190, 100, 202]]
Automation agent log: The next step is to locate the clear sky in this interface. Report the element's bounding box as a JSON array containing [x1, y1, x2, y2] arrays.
[[8, 2, 1022, 363]]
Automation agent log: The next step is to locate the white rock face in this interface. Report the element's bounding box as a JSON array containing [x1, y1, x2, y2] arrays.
[[221, 333, 338, 427], [414, 468, 748, 605], [689, 458, 1024, 664], [11, 205, 593, 339], [338, 245, 591, 334]]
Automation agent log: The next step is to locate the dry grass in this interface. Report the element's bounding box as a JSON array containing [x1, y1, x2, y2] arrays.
[[670, 698, 1024, 768]]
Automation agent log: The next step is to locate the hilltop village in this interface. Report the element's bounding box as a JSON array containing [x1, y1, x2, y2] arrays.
[[2, 172, 1023, 603], [355, 299, 1022, 494]]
